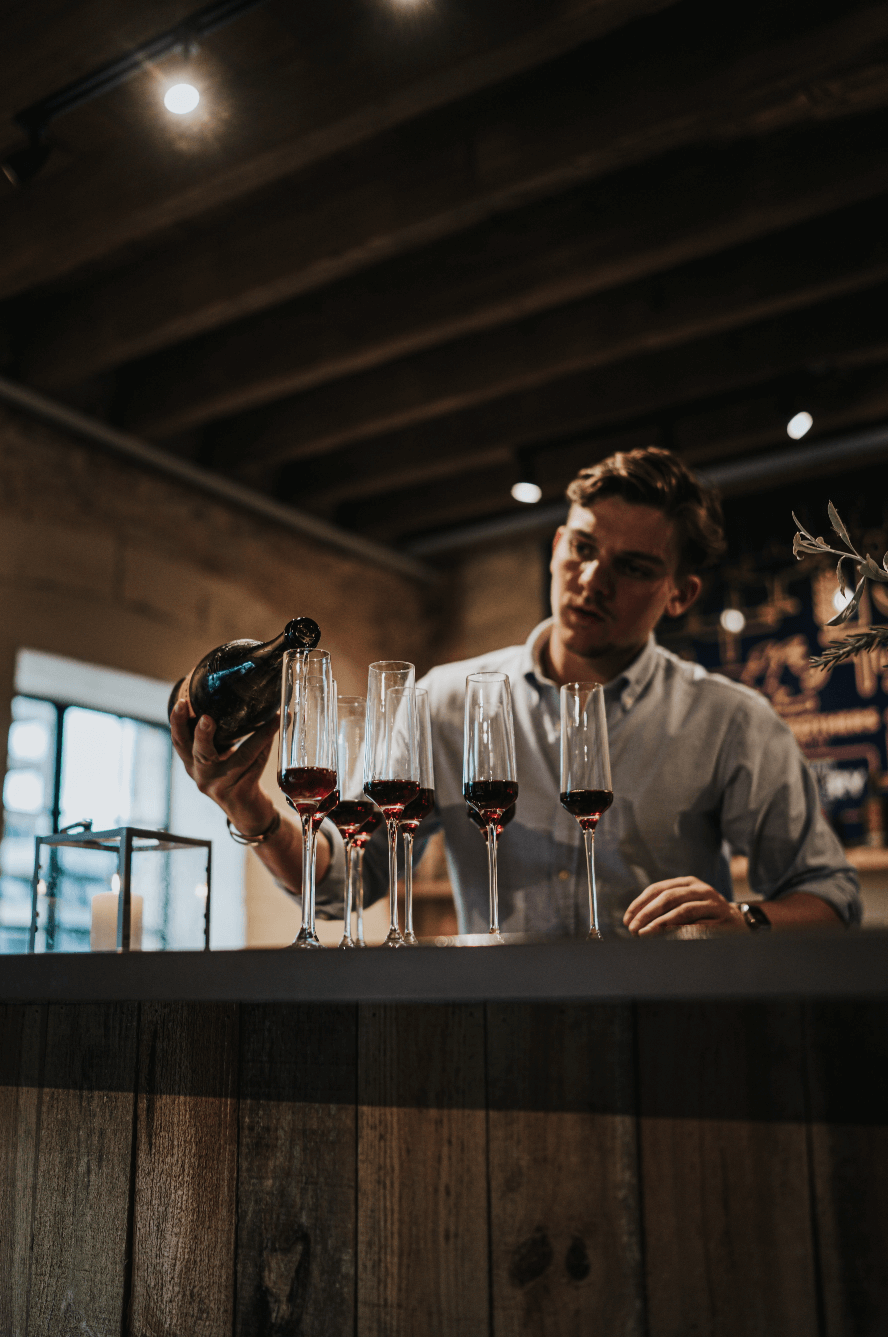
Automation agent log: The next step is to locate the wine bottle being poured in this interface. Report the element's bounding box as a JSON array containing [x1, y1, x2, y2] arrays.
[[168, 616, 321, 750]]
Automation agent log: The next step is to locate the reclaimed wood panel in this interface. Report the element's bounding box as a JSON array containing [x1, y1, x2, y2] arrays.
[[235, 1003, 357, 1337], [26, 1002, 138, 1337], [805, 1000, 888, 1337], [0, 1004, 44, 1337], [130, 1002, 239, 1337], [357, 1003, 489, 1337], [486, 1002, 643, 1337], [637, 1001, 818, 1337]]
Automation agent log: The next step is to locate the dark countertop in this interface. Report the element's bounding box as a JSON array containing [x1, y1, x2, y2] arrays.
[[2, 930, 887, 1003]]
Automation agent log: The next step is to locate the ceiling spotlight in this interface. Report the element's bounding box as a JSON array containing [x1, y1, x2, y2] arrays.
[[719, 608, 746, 635], [786, 410, 813, 440], [511, 481, 542, 504], [164, 83, 200, 115]]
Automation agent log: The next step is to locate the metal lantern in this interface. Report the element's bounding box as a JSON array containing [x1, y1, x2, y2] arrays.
[[28, 822, 212, 953]]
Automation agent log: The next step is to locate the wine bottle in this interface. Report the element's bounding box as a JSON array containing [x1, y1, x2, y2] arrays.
[[169, 617, 321, 749]]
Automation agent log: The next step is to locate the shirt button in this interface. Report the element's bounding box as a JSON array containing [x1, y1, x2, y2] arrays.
[[558, 870, 570, 881]]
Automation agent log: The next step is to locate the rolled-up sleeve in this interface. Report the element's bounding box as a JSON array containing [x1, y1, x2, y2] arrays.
[[716, 701, 862, 926]]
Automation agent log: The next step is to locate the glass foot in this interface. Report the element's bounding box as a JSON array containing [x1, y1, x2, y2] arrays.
[[356, 937, 367, 948], [488, 930, 505, 945], [383, 928, 406, 947], [403, 931, 418, 946], [586, 927, 602, 941], [290, 927, 323, 948], [338, 933, 356, 949]]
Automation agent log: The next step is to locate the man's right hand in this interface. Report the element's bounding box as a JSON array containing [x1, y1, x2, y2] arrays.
[[170, 700, 279, 836]]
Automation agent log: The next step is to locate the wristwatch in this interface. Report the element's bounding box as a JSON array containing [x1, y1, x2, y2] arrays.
[[738, 902, 771, 932]]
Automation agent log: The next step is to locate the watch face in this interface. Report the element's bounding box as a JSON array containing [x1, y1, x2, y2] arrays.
[[743, 903, 771, 931]]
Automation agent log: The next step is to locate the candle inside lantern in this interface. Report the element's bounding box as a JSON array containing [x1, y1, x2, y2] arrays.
[[90, 889, 143, 951]]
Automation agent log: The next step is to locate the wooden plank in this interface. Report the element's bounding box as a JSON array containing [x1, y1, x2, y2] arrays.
[[130, 1002, 239, 1337], [318, 279, 888, 538], [22, 2, 888, 393], [357, 1003, 489, 1337], [805, 1000, 888, 1337], [235, 1003, 357, 1337], [486, 1002, 643, 1337], [637, 1001, 818, 1337], [0, 1003, 44, 1337], [25, 1001, 139, 1337], [0, 0, 671, 306], [251, 194, 888, 504]]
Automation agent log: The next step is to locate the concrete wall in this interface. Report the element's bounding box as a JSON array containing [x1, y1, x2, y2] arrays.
[[0, 402, 431, 946], [431, 531, 552, 666]]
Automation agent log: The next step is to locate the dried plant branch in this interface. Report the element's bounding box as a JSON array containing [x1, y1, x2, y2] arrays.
[[792, 502, 888, 667]]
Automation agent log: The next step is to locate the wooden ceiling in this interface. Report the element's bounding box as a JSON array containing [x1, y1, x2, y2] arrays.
[[3, 0, 888, 553]]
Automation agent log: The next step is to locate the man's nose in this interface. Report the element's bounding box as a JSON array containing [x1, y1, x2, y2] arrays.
[[578, 558, 611, 596]]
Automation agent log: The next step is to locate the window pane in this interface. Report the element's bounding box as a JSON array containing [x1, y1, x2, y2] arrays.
[[0, 698, 57, 953]]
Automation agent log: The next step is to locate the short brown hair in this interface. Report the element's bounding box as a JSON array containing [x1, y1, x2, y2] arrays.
[[566, 446, 726, 575]]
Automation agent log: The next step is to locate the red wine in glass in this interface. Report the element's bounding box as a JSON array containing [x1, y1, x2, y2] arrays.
[[464, 779, 519, 823], [352, 808, 384, 847], [330, 798, 376, 837], [310, 787, 340, 830], [365, 778, 420, 818], [467, 801, 515, 839], [399, 786, 435, 832], [559, 789, 614, 830], [279, 766, 337, 816]]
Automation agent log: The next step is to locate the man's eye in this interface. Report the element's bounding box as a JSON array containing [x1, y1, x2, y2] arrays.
[[571, 542, 595, 561]]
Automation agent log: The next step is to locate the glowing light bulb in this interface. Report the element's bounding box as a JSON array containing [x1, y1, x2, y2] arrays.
[[164, 83, 200, 115], [787, 411, 813, 440], [833, 587, 853, 613], [719, 608, 746, 634], [511, 481, 542, 504], [111, 873, 121, 894]]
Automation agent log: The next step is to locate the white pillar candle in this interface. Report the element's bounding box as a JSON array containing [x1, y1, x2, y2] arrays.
[[90, 892, 143, 951]]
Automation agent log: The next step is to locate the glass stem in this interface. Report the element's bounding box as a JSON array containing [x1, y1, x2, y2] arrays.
[[583, 826, 600, 939], [300, 815, 314, 935], [404, 831, 415, 940], [341, 837, 354, 946], [486, 823, 500, 935], [387, 817, 401, 942], [355, 847, 366, 945]]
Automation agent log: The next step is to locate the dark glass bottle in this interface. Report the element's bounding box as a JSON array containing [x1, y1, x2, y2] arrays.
[[169, 617, 321, 749]]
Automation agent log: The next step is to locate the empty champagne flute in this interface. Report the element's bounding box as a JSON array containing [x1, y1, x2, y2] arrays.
[[364, 661, 419, 948], [328, 696, 374, 948], [463, 672, 518, 940], [560, 682, 613, 940], [350, 808, 383, 945], [399, 688, 435, 945], [278, 648, 337, 948]]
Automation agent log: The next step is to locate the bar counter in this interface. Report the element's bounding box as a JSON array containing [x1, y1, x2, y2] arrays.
[[3, 935, 887, 1335]]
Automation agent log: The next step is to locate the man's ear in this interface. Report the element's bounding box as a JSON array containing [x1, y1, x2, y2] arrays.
[[664, 573, 702, 618]]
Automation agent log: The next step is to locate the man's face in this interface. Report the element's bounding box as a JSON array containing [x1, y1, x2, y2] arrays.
[[549, 495, 696, 663]]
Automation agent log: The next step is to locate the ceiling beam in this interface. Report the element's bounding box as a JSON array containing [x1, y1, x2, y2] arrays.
[[0, 0, 675, 307], [20, 0, 888, 393], [198, 193, 888, 487], [295, 282, 888, 536], [121, 105, 888, 445]]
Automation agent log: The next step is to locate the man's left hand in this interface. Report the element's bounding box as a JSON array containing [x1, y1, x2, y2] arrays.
[[624, 877, 746, 936]]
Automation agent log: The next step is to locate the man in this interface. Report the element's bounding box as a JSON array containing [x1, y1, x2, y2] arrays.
[[171, 447, 860, 935]]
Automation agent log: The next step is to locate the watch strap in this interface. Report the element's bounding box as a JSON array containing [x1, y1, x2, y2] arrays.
[[738, 902, 771, 932]]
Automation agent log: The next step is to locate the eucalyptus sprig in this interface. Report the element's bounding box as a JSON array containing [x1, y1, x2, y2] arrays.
[[792, 502, 888, 668]]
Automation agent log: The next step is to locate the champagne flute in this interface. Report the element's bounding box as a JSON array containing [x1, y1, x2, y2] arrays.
[[463, 672, 518, 940], [466, 800, 516, 843], [278, 648, 337, 948], [350, 808, 383, 945], [328, 697, 374, 949], [560, 682, 613, 940], [364, 661, 419, 948], [399, 688, 435, 945]]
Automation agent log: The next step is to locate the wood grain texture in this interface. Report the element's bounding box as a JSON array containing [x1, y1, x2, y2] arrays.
[[487, 1003, 643, 1337], [25, 1002, 139, 1337], [637, 1001, 818, 1337], [235, 1003, 357, 1337], [130, 1002, 239, 1337], [357, 1003, 489, 1337], [805, 1001, 888, 1337], [0, 1004, 44, 1337]]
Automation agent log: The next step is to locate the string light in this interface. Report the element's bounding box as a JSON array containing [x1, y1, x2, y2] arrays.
[[511, 482, 542, 504], [720, 608, 746, 634]]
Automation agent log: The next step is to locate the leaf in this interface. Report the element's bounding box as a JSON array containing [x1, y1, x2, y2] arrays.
[[836, 557, 848, 595], [826, 576, 866, 626], [792, 511, 817, 541], [861, 555, 888, 583], [828, 501, 857, 553]]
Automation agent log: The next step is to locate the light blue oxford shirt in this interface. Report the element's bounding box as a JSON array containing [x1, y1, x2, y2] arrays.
[[318, 619, 861, 933]]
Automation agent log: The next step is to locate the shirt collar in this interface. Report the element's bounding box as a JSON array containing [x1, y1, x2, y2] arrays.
[[523, 619, 659, 712]]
